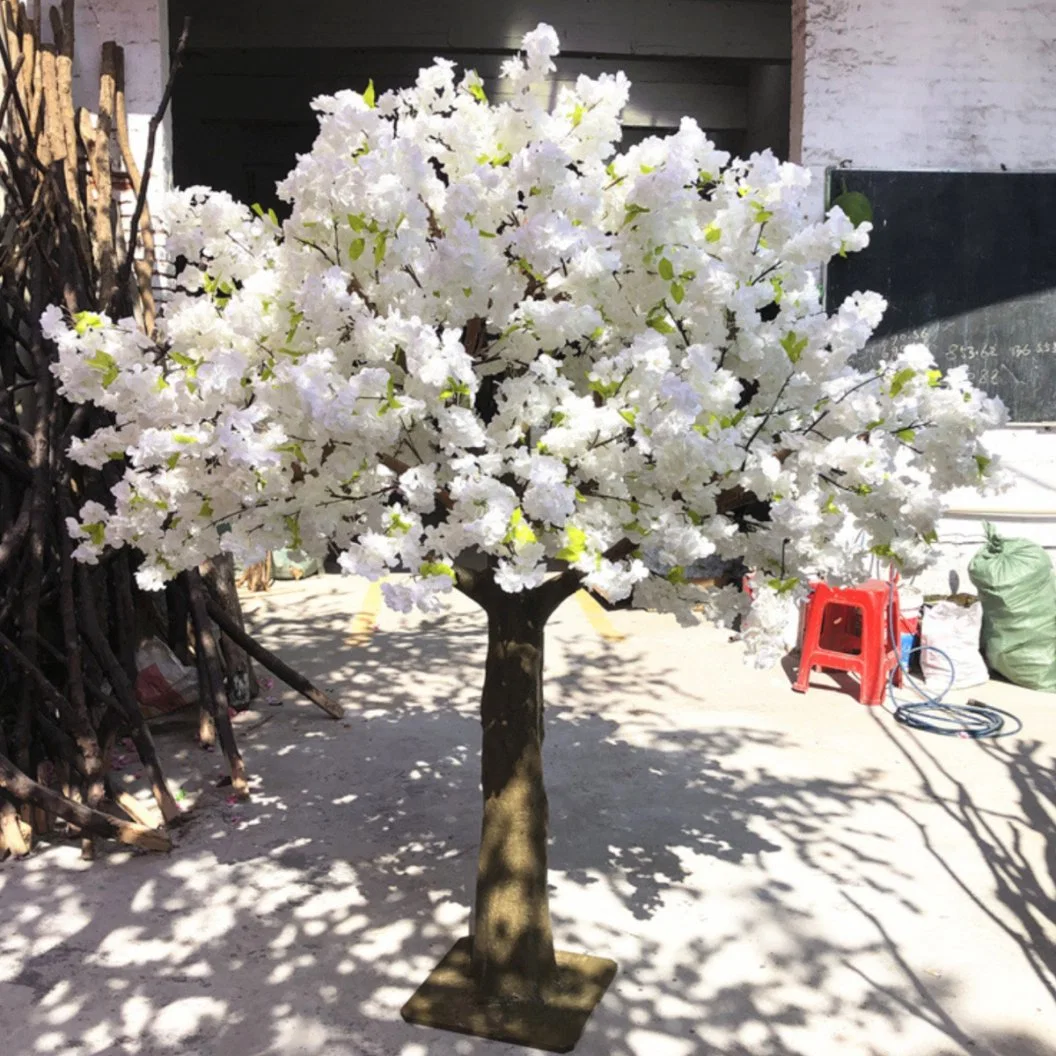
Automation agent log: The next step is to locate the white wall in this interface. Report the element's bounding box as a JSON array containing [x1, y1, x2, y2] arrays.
[[66, 0, 170, 195], [794, 0, 1056, 590]]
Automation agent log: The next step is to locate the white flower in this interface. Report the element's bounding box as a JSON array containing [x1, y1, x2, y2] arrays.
[[46, 22, 1000, 631]]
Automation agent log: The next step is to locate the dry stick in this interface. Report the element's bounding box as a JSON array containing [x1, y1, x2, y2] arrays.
[[202, 554, 256, 705], [14, 257, 52, 790], [57, 498, 105, 859], [37, 45, 61, 166], [111, 551, 138, 682], [111, 787, 163, 830], [0, 52, 24, 132], [187, 569, 249, 796], [89, 38, 116, 306], [52, 4, 90, 277], [0, 16, 45, 171], [0, 628, 106, 755], [205, 596, 345, 720], [0, 751, 171, 852], [165, 575, 190, 665], [110, 43, 156, 332], [76, 567, 182, 825], [114, 16, 190, 306], [18, 4, 35, 107], [194, 631, 218, 749], [0, 725, 30, 856]]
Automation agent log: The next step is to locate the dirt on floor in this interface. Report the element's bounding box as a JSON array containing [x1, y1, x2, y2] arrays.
[[2, 574, 1055, 1056]]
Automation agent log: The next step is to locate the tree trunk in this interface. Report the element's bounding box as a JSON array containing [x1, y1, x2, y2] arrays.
[[471, 593, 556, 1000]]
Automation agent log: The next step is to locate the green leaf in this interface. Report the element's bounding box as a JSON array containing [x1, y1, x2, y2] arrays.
[[169, 350, 196, 371], [751, 201, 774, 224], [666, 565, 687, 586], [926, 369, 943, 388], [85, 350, 119, 388], [670, 281, 685, 304], [974, 454, 992, 476], [165, 453, 180, 470], [252, 203, 278, 225], [73, 311, 103, 336], [556, 524, 588, 563], [466, 72, 487, 103], [618, 408, 637, 428], [831, 190, 873, 228], [658, 258, 674, 281], [348, 238, 366, 261], [420, 561, 456, 581], [283, 512, 302, 550], [889, 368, 916, 398], [705, 223, 721, 244], [622, 203, 650, 228], [589, 378, 620, 400], [276, 440, 308, 464], [922, 529, 939, 544], [647, 315, 675, 335], [822, 495, 839, 515], [571, 103, 585, 128], [199, 499, 214, 519], [869, 543, 901, 565], [767, 576, 800, 594], [83, 522, 106, 547], [504, 508, 538, 548], [363, 79, 376, 108], [172, 433, 197, 445], [373, 232, 387, 266], [780, 331, 808, 365], [286, 310, 304, 344], [894, 428, 916, 443], [153, 375, 169, 393], [348, 213, 366, 232]]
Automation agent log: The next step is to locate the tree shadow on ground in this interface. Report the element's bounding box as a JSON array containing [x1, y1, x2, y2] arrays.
[[1, 596, 1054, 1056]]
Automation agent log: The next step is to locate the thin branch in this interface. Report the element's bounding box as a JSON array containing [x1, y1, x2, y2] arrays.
[[740, 372, 794, 471], [114, 17, 191, 305]]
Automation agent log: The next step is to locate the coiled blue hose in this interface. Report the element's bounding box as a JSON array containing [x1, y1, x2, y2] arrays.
[[885, 581, 1021, 739]]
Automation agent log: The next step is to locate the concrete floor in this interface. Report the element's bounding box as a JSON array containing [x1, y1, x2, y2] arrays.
[[2, 574, 1055, 1056]]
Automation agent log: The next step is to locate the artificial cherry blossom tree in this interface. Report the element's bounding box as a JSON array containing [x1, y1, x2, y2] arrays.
[[46, 23, 1002, 1037]]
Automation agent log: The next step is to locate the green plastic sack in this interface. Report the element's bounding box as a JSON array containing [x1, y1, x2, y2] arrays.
[[271, 548, 321, 581], [968, 524, 1056, 693]]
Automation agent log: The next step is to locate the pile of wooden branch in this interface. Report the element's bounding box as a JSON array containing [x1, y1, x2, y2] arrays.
[[0, 1, 342, 861]]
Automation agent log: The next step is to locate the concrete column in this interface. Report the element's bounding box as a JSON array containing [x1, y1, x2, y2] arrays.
[[743, 63, 791, 160]]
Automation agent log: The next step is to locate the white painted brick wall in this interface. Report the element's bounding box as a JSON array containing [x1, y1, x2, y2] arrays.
[[796, 0, 1056, 588]]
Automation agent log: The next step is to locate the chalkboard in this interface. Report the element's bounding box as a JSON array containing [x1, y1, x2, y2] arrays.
[[824, 170, 1056, 422]]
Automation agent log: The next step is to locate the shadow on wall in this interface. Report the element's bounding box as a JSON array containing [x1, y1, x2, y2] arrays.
[[1, 605, 1055, 1055]]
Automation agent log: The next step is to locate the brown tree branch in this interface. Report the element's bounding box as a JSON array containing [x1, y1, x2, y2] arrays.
[[0, 751, 170, 852], [205, 595, 344, 720], [114, 16, 190, 307]]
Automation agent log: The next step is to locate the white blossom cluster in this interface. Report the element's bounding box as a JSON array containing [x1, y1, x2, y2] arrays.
[[46, 25, 1002, 659]]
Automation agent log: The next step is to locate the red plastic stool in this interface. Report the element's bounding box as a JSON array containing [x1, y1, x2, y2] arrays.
[[793, 580, 902, 706]]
